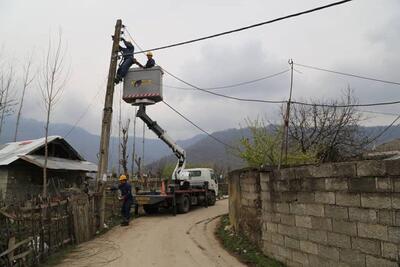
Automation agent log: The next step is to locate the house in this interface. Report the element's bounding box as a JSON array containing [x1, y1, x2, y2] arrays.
[[0, 136, 97, 203]]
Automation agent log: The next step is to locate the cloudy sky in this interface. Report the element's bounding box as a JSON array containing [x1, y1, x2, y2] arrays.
[[0, 0, 399, 140]]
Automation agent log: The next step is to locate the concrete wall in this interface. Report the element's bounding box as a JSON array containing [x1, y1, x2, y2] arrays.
[[229, 160, 400, 267]]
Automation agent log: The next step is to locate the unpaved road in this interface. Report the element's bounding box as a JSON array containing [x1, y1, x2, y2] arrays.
[[57, 199, 244, 267]]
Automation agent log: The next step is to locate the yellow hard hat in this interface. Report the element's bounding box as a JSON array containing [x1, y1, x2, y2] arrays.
[[146, 51, 153, 57], [119, 175, 127, 181]]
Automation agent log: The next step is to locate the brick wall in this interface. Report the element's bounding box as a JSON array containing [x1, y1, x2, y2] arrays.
[[228, 160, 400, 267]]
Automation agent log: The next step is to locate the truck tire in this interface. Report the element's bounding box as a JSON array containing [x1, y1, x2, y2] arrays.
[[143, 204, 159, 214], [208, 191, 216, 206], [177, 195, 190, 214]]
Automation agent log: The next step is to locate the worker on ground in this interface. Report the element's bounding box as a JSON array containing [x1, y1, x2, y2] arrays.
[[134, 51, 155, 69], [115, 37, 135, 84], [117, 174, 133, 226]]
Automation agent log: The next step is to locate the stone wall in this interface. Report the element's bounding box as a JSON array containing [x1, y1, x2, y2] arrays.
[[228, 160, 400, 267]]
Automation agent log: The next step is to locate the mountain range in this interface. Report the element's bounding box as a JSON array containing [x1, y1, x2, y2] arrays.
[[0, 116, 399, 173]]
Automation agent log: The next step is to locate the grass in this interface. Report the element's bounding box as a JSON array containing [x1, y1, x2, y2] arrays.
[[216, 215, 284, 267]]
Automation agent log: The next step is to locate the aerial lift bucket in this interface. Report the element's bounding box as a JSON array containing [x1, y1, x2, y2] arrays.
[[122, 66, 164, 105]]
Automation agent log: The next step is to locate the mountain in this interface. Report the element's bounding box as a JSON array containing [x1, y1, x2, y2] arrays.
[[0, 116, 204, 170], [2, 116, 400, 173], [147, 125, 400, 172], [146, 128, 252, 173]]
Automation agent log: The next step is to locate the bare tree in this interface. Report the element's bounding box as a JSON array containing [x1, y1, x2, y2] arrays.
[[38, 32, 68, 197], [14, 53, 35, 141], [120, 119, 130, 177], [0, 66, 15, 137], [287, 88, 368, 162]]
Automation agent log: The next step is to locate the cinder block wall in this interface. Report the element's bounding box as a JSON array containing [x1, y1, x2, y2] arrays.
[[229, 160, 400, 267]]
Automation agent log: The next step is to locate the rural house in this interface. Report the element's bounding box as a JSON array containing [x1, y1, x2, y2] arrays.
[[0, 136, 97, 203]]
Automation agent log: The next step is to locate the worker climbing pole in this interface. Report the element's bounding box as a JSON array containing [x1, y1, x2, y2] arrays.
[[97, 19, 123, 230]]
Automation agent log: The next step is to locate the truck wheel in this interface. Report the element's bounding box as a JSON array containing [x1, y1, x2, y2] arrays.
[[178, 195, 190, 214], [143, 204, 159, 214], [208, 191, 216, 206]]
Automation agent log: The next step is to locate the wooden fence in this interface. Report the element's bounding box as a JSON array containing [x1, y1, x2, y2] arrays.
[[0, 190, 118, 267]]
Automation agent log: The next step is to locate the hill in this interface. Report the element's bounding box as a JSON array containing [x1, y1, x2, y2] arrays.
[[0, 116, 204, 170], [2, 116, 400, 173]]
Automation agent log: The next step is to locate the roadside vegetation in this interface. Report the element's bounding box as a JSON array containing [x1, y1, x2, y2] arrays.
[[237, 89, 371, 166], [216, 215, 284, 267]]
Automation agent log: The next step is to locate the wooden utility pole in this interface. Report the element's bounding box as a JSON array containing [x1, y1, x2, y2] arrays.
[[97, 19, 122, 229]]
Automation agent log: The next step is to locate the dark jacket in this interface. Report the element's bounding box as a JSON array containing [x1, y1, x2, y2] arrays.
[[118, 182, 133, 202], [119, 40, 134, 59], [145, 58, 155, 68]]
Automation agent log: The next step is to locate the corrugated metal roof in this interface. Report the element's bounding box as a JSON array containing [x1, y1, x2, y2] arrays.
[[0, 136, 97, 172], [20, 155, 97, 172], [0, 136, 61, 165]]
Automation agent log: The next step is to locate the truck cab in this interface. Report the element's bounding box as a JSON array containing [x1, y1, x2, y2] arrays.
[[179, 168, 219, 197]]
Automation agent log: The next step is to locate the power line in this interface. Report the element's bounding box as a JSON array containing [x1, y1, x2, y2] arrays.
[[124, 28, 146, 55], [164, 69, 289, 91], [64, 78, 107, 138], [125, 24, 400, 109], [164, 68, 400, 108], [131, 0, 353, 54], [292, 99, 400, 108], [162, 100, 236, 150], [163, 69, 287, 104], [125, 28, 290, 92], [365, 114, 400, 146], [359, 110, 400, 117], [295, 63, 400, 86]]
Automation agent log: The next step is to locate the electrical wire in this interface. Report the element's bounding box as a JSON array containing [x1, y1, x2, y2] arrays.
[[126, 28, 290, 93], [64, 78, 107, 138], [164, 68, 400, 108], [131, 0, 353, 54], [163, 69, 289, 91], [364, 114, 400, 146], [163, 69, 287, 104], [291, 99, 400, 108], [359, 110, 400, 117], [162, 100, 236, 150], [294, 63, 400, 86], [125, 23, 400, 111]]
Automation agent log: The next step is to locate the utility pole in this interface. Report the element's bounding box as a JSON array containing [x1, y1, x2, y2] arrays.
[[97, 19, 122, 229], [118, 89, 122, 177], [278, 59, 294, 169]]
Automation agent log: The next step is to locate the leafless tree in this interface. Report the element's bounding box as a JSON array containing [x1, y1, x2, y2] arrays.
[[0, 66, 16, 137], [14, 52, 35, 141], [120, 119, 130, 177], [38, 32, 68, 197], [287, 88, 368, 162]]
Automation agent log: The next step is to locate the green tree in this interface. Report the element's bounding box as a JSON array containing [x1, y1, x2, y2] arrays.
[[238, 118, 315, 167]]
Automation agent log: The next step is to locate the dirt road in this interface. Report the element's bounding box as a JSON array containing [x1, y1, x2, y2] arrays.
[[57, 199, 244, 267]]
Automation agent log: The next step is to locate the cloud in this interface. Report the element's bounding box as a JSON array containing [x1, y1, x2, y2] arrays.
[[1, 0, 400, 141]]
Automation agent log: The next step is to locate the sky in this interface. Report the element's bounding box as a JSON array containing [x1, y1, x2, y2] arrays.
[[0, 0, 399, 140]]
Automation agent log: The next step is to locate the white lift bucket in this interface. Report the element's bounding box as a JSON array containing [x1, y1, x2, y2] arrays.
[[122, 66, 163, 105]]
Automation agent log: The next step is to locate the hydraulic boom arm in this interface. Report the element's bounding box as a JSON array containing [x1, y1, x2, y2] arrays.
[[136, 104, 186, 179]]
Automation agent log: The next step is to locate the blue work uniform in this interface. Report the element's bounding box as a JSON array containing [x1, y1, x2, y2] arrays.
[[144, 58, 155, 68], [116, 40, 135, 83], [118, 182, 133, 223]]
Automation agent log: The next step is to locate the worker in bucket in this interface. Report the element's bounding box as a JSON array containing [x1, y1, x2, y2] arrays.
[[115, 37, 135, 84], [135, 51, 155, 69], [117, 174, 133, 226]]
